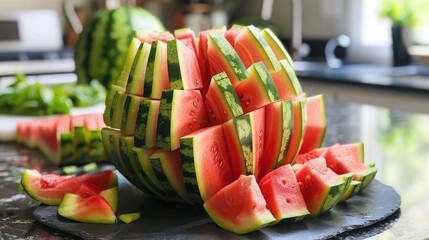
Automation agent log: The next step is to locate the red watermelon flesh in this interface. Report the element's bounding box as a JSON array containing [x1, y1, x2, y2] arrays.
[[75, 181, 103, 197], [294, 146, 331, 165], [224, 24, 243, 47], [270, 59, 303, 100], [299, 94, 326, 154], [198, 28, 227, 96], [203, 175, 275, 234], [324, 143, 367, 175], [136, 30, 174, 44], [174, 28, 199, 56], [259, 164, 310, 224]]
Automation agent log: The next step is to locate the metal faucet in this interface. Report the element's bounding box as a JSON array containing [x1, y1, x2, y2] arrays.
[[325, 34, 351, 69], [290, 0, 302, 60]]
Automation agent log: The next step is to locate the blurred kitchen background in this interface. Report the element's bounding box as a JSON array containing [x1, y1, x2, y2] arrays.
[[1, 0, 429, 112]]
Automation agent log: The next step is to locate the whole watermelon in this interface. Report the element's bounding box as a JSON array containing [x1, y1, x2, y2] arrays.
[[75, 6, 165, 88]]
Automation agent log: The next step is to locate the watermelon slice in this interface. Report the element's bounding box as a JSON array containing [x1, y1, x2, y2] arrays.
[[156, 89, 209, 151], [203, 175, 275, 234], [167, 38, 203, 90], [259, 164, 310, 224], [21, 169, 117, 205], [135, 99, 160, 148], [125, 41, 151, 97], [294, 158, 347, 217], [174, 28, 199, 55], [260, 28, 294, 68], [38, 115, 71, 165], [58, 191, 117, 224], [204, 72, 243, 125], [299, 94, 327, 154], [270, 59, 303, 100], [234, 62, 280, 114], [180, 125, 234, 203], [261, 100, 294, 178], [144, 40, 170, 99], [234, 25, 280, 72]]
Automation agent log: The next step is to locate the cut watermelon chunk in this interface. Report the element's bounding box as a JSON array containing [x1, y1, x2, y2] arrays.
[[125, 41, 151, 97], [294, 158, 347, 217], [259, 164, 310, 224], [203, 175, 275, 234], [324, 143, 377, 190], [270, 59, 303, 100], [21, 169, 117, 205]]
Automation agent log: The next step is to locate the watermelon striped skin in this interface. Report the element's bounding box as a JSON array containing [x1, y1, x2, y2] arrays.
[[75, 6, 165, 88], [125, 42, 151, 96], [121, 94, 145, 136], [234, 25, 280, 72], [144, 40, 170, 99], [207, 31, 248, 87], [116, 38, 142, 88], [204, 72, 243, 125], [156, 90, 208, 151], [260, 28, 294, 68], [135, 99, 160, 148], [270, 59, 303, 100]]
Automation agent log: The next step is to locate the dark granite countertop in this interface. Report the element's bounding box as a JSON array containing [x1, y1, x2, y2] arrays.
[[1, 99, 429, 239], [295, 61, 429, 94]]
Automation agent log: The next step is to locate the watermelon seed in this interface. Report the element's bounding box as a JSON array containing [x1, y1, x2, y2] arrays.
[[245, 101, 250, 106], [190, 110, 195, 116], [192, 118, 197, 123], [286, 197, 292, 204], [211, 113, 216, 119], [282, 179, 287, 185], [223, 110, 227, 115], [188, 123, 194, 129]]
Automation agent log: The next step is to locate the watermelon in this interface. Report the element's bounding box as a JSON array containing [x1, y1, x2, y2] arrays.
[[323, 143, 377, 190], [234, 62, 280, 114], [180, 125, 234, 203], [21, 169, 117, 205], [75, 6, 165, 88], [58, 190, 117, 224], [299, 94, 327, 154], [294, 158, 347, 217], [156, 89, 208, 151], [203, 175, 275, 234], [96, 25, 380, 234], [259, 164, 310, 224], [16, 114, 108, 166]]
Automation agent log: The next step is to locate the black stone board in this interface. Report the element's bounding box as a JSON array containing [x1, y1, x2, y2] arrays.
[[33, 172, 401, 240]]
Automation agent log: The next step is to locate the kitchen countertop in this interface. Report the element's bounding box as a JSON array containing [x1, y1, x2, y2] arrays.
[[1, 99, 429, 239], [295, 61, 429, 94]]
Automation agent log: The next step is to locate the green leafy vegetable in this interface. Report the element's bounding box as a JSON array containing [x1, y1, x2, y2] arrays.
[[0, 74, 106, 116]]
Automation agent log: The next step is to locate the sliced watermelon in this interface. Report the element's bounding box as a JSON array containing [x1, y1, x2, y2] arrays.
[[58, 192, 117, 224], [156, 89, 208, 151], [103, 84, 125, 127], [294, 146, 330, 165], [207, 31, 248, 87], [198, 28, 227, 96], [21, 169, 117, 205], [260, 28, 294, 68], [113, 37, 142, 88], [261, 100, 293, 178], [203, 175, 275, 234], [269, 59, 303, 100], [121, 94, 145, 136], [167, 38, 203, 90], [174, 28, 199, 55], [224, 24, 244, 47], [144, 40, 170, 99], [279, 97, 307, 166], [149, 149, 191, 203], [204, 72, 243, 125], [38, 115, 71, 165], [234, 25, 280, 72], [125, 41, 151, 97], [180, 125, 234, 203], [299, 94, 327, 154], [234, 61, 279, 114], [259, 164, 310, 224], [294, 158, 347, 217], [135, 30, 174, 44]]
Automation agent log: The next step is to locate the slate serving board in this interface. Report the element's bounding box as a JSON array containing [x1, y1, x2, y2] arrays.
[[33, 173, 401, 240]]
